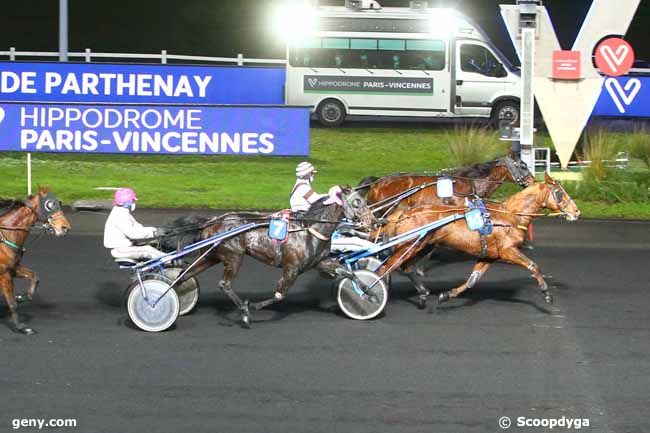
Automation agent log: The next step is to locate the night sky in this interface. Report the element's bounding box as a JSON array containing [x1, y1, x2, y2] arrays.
[[0, 0, 648, 65]]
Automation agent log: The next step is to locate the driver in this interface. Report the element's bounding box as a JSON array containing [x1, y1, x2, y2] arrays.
[[290, 162, 327, 212], [103, 188, 165, 261], [289, 162, 375, 253]]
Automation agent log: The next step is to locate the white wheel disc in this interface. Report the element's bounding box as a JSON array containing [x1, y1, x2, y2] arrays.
[[357, 257, 391, 287], [337, 269, 388, 320], [127, 279, 180, 332], [164, 268, 200, 316]]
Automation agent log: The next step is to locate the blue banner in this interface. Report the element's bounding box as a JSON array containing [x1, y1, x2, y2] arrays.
[[593, 76, 650, 118], [0, 62, 286, 105], [0, 103, 309, 156]]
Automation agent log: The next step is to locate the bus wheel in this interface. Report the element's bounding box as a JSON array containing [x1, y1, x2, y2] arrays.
[[317, 99, 346, 127], [491, 100, 520, 128]]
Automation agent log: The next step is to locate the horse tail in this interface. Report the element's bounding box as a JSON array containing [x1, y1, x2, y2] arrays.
[[159, 216, 209, 252]]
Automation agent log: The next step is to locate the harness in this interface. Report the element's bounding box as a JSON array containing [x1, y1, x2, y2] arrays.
[[465, 198, 493, 258]]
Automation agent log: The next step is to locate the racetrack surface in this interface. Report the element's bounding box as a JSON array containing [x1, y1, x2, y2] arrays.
[[1, 210, 649, 433]]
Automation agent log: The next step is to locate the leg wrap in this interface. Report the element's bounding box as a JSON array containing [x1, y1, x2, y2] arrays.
[[467, 271, 481, 288]]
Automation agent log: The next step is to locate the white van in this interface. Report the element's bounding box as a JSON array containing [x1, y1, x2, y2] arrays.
[[283, 0, 521, 126]]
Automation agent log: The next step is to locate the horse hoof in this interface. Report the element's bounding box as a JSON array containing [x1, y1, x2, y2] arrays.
[[16, 295, 31, 303], [417, 297, 427, 310], [544, 293, 554, 304], [16, 326, 36, 335], [241, 315, 251, 329], [438, 292, 450, 304]]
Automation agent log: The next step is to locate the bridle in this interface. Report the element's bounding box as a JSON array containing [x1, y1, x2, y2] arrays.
[[23, 192, 66, 233], [547, 182, 575, 217], [342, 190, 377, 231], [501, 156, 533, 188]]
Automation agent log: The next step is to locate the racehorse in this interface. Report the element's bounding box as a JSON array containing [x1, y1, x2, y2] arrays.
[[362, 155, 534, 213], [0, 186, 71, 334], [375, 173, 580, 308], [160, 187, 375, 328], [359, 155, 534, 304]]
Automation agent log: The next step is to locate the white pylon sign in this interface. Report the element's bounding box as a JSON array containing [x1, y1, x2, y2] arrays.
[[500, 0, 640, 169]]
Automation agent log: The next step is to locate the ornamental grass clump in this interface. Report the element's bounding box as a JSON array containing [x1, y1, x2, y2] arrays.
[[627, 127, 650, 168], [583, 129, 616, 182], [447, 124, 502, 167]]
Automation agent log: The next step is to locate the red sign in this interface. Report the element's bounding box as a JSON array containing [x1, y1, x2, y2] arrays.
[[552, 50, 581, 80], [595, 37, 635, 77]]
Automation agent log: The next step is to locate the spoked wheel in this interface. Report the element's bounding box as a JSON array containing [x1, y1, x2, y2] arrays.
[[337, 269, 388, 320], [357, 257, 391, 287], [126, 275, 180, 332], [163, 268, 200, 316]]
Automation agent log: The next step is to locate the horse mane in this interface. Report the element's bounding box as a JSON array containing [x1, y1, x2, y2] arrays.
[[0, 199, 25, 216], [158, 216, 210, 252], [450, 158, 501, 178]]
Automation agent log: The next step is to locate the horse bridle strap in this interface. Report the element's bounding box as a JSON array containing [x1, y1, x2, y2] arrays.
[[307, 227, 330, 241]]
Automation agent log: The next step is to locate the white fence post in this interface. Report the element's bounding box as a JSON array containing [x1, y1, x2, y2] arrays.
[[9, 46, 15, 61], [85, 48, 91, 62], [161, 49, 167, 64], [26, 153, 32, 196], [237, 53, 244, 66]]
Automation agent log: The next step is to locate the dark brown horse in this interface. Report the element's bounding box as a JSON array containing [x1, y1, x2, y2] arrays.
[[363, 155, 534, 213], [0, 186, 71, 334], [161, 188, 374, 328], [360, 155, 534, 303], [375, 173, 580, 307]]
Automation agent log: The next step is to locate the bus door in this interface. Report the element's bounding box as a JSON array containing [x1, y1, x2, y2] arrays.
[[454, 40, 509, 116]]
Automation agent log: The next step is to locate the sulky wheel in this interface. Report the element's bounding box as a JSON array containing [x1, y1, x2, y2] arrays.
[[356, 257, 391, 287], [163, 268, 200, 316], [126, 275, 180, 332], [337, 269, 388, 321]]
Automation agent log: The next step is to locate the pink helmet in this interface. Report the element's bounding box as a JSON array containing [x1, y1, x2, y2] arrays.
[[114, 188, 138, 206]]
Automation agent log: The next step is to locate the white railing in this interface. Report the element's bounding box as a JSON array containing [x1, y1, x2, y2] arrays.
[[0, 47, 287, 66], [535, 147, 630, 172]]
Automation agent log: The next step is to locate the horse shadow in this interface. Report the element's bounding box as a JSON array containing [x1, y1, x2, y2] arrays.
[[389, 277, 559, 315]]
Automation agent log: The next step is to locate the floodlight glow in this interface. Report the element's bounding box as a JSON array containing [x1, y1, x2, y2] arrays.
[[271, 1, 317, 43], [429, 8, 458, 36]]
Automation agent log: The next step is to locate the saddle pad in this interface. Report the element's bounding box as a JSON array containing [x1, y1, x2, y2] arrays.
[[268, 218, 289, 242]]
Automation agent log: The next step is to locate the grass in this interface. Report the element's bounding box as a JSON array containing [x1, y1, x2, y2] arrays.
[[1, 126, 648, 219]]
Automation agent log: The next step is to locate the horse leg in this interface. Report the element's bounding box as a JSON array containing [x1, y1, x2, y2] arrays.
[[250, 267, 300, 312], [15, 265, 39, 303], [438, 261, 491, 304], [217, 254, 251, 328], [500, 248, 553, 304], [0, 273, 35, 335], [401, 257, 433, 310]]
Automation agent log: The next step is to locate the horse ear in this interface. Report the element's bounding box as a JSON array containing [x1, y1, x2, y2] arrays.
[[38, 185, 50, 194], [509, 151, 520, 161], [544, 171, 555, 185]]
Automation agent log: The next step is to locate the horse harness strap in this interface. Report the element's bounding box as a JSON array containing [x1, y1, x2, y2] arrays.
[[307, 227, 330, 241], [479, 234, 489, 258], [0, 231, 25, 252]]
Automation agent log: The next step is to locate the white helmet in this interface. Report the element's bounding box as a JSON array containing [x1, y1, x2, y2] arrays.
[[296, 161, 317, 178]]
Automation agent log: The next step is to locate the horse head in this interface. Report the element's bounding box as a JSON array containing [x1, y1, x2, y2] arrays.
[[542, 173, 581, 221], [325, 186, 376, 231], [500, 154, 535, 187], [27, 186, 71, 237]]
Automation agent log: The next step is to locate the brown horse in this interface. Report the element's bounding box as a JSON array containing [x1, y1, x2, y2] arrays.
[[375, 173, 580, 308], [361, 155, 534, 303], [364, 155, 534, 214], [0, 186, 71, 334]]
